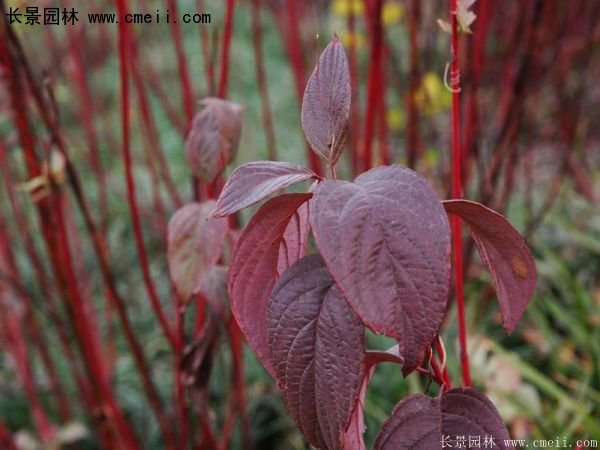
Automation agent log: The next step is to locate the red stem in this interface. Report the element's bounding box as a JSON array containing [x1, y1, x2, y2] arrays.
[[251, 0, 278, 160], [196, 0, 215, 94], [0, 24, 138, 448], [167, 0, 195, 122], [0, 228, 55, 443], [450, 0, 472, 387], [175, 304, 191, 450], [274, 0, 322, 176], [218, 0, 236, 99], [363, 0, 384, 172], [66, 26, 109, 230], [378, 46, 390, 166], [0, 420, 18, 450], [428, 351, 449, 389], [434, 335, 451, 387], [3, 18, 178, 447], [65, 159, 179, 450], [347, 0, 361, 176], [130, 41, 184, 209], [462, 0, 491, 184], [1, 119, 92, 449], [406, 0, 421, 168], [0, 207, 72, 422], [116, 0, 177, 350]]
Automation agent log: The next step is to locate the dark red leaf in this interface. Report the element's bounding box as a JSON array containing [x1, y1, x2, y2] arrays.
[[268, 254, 365, 450], [185, 97, 242, 183], [167, 201, 228, 302], [311, 165, 451, 374], [229, 193, 312, 377], [374, 387, 511, 450], [301, 35, 351, 166], [443, 200, 536, 333], [277, 200, 310, 276], [211, 161, 317, 218]]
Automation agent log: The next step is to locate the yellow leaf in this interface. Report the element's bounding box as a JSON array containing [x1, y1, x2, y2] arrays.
[[415, 72, 451, 116], [330, 0, 364, 18], [381, 2, 404, 26], [386, 108, 405, 131]]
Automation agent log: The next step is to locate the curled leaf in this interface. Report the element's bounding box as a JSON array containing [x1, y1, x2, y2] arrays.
[[185, 97, 242, 183], [443, 199, 536, 333], [311, 165, 451, 374], [211, 161, 317, 217], [167, 201, 228, 302], [301, 35, 351, 166]]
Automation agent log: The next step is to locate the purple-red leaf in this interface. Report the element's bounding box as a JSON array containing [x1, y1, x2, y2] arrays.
[[443, 200, 536, 333], [374, 387, 511, 450], [185, 97, 242, 183], [167, 201, 228, 302], [211, 161, 317, 218], [229, 193, 312, 377], [301, 35, 351, 165], [311, 165, 451, 374], [277, 200, 310, 276], [268, 254, 365, 450]]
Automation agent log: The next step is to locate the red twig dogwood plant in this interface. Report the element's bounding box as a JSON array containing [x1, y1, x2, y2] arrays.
[[210, 36, 536, 449]]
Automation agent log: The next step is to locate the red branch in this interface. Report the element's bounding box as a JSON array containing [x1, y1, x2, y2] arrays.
[[218, 0, 236, 99], [116, 0, 177, 350], [450, 0, 472, 387], [167, 0, 195, 122], [251, 0, 278, 160], [363, 0, 384, 172]]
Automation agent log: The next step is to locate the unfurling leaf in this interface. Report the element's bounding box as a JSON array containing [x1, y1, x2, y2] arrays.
[[185, 97, 242, 183], [268, 255, 365, 450], [311, 165, 451, 374], [443, 200, 536, 333], [167, 201, 228, 302], [374, 387, 511, 450], [301, 35, 351, 166], [229, 193, 312, 377], [211, 161, 318, 217]]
